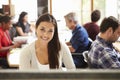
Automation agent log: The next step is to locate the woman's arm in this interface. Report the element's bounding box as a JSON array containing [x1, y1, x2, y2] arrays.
[[29, 24, 35, 32], [0, 43, 22, 52], [61, 42, 76, 69], [19, 45, 31, 70]]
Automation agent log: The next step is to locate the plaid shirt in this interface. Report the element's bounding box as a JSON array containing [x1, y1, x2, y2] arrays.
[[88, 36, 120, 69]]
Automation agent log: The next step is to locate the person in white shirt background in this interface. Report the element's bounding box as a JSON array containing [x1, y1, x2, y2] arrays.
[[19, 13, 76, 70]]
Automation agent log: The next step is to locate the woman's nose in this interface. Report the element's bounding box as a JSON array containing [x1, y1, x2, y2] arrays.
[[43, 31, 48, 36]]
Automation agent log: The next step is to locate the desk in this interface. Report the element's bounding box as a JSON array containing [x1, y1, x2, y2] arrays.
[[0, 69, 120, 80], [7, 48, 21, 67], [7, 36, 37, 67]]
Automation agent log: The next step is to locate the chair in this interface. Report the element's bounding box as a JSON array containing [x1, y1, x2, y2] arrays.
[[72, 52, 88, 68], [9, 25, 17, 40], [88, 37, 93, 43], [82, 51, 89, 63]]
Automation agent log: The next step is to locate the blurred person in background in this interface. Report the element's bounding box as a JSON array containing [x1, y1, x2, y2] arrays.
[[16, 11, 34, 36], [0, 15, 23, 68], [64, 12, 91, 68], [83, 10, 101, 41]]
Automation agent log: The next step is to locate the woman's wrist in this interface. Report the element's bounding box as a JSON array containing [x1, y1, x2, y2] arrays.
[[9, 46, 13, 51]]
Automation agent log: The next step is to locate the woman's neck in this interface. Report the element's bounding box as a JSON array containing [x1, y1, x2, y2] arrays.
[[23, 21, 27, 25], [35, 40, 48, 49]]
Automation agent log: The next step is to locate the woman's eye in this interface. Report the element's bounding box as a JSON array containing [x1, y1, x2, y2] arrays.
[[49, 30, 53, 32], [40, 28, 45, 31]]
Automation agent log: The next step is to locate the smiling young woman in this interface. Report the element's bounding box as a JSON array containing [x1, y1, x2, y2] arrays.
[[19, 13, 76, 70]]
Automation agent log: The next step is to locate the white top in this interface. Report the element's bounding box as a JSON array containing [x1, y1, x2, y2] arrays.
[[19, 41, 75, 70]]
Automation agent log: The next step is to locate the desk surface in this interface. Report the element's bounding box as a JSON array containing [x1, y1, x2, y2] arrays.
[[7, 36, 36, 67], [7, 48, 21, 67]]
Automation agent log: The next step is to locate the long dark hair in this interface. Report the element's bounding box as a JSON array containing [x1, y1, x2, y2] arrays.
[[17, 11, 28, 31], [36, 13, 61, 69]]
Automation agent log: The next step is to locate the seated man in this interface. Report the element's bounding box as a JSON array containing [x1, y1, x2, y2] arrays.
[[88, 16, 120, 69], [64, 12, 91, 68], [83, 10, 100, 41]]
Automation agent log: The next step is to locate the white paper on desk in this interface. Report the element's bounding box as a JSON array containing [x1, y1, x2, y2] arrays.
[[27, 36, 37, 44], [8, 48, 21, 66], [13, 36, 37, 44], [13, 36, 29, 42]]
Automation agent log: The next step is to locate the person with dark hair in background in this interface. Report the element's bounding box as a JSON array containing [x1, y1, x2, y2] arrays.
[[16, 11, 34, 36], [88, 16, 120, 69], [19, 13, 75, 70], [0, 15, 22, 68], [84, 10, 101, 41]]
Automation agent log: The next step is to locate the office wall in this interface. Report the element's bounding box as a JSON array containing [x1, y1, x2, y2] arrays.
[[105, 0, 118, 18], [0, 0, 8, 8], [12, 0, 37, 22], [0, 0, 38, 22]]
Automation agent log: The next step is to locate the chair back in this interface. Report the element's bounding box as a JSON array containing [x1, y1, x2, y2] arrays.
[[82, 51, 89, 63]]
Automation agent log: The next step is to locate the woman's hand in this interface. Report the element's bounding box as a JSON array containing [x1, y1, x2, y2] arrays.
[[13, 41, 26, 48]]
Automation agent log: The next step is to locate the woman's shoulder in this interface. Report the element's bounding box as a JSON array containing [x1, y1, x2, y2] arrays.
[[20, 42, 36, 62], [25, 41, 35, 47], [16, 22, 22, 27], [59, 40, 66, 47], [59, 40, 69, 51], [59, 41, 71, 57], [21, 41, 35, 52]]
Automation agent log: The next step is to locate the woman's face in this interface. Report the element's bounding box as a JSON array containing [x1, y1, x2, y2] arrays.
[[36, 22, 55, 44], [3, 20, 12, 30], [23, 15, 28, 22]]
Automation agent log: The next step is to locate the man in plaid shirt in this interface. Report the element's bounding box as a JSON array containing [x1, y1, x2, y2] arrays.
[[88, 16, 120, 69]]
